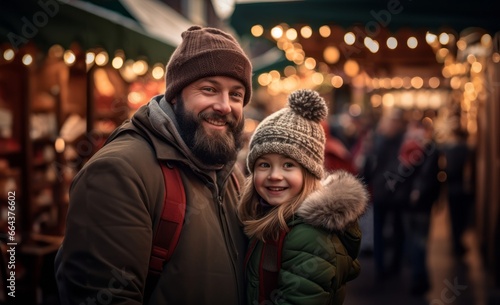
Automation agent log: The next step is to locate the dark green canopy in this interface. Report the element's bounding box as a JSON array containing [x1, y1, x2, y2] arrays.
[[0, 0, 176, 64], [230, 0, 499, 37]]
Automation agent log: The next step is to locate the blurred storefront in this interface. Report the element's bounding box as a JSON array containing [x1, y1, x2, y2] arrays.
[[0, 0, 190, 232], [0, 0, 200, 302]]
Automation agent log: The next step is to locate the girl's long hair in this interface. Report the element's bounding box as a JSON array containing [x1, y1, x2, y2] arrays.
[[237, 168, 321, 241]]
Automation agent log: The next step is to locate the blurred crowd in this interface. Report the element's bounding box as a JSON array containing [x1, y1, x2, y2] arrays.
[[321, 106, 476, 297]]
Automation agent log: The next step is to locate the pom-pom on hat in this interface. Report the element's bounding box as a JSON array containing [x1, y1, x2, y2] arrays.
[[247, 89, 328, 179], [165, 25, 253, 105]]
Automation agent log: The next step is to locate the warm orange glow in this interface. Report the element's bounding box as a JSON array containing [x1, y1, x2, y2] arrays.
[[331, 75, 343, 88], [319, 25, 331, 38], [300, 26, 312, 38], [271, 26, 284, 39], [251, 25, 264, 37], [343, 59, 359, 77], [323, 46, 340, 64], [286, 28, 298, 40]]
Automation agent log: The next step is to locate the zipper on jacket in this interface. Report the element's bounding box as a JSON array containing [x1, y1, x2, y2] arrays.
[[195, 172, 242, 264], [217, 195, 239, 260], [217, 190, 243, 305]]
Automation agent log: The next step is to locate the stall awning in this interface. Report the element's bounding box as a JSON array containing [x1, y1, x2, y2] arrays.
[[230, 0, 499, 36], [0, 0, 193, 64], [229, 0, 499, 79]]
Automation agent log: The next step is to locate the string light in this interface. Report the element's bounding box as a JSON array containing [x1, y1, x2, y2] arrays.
[[245, 22, 497, 114], [407, 36, 418, 49], [63, 50, 75, 66], [319, 25, 331, 38], [22, 54, 33, 66], [3, 49, 14, 61], [86, 52, 95, 65], [95, 51, 109, 66], [251, 25, 264, 37], [387, 37, 398, 49]]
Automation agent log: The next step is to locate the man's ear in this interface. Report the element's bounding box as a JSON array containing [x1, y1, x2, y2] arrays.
[[171, 93, 182, 105]]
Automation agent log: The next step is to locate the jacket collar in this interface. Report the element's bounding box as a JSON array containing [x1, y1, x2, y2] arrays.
[[296, 170, 368, 232]]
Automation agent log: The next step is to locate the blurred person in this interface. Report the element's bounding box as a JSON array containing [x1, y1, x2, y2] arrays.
[[328, 110, 361, 151], [55, 26, 252, 305], [322, 120, 356, 174], [322, 117, 377, 256], [350, 113, 378, 256], [362, 108, 411, 279], [401, 119, 441, 295], [441, 126, 475, 257], [238, 89, 368, 304]]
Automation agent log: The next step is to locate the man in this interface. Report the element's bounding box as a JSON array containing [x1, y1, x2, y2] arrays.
[[55, 25, 252, 305]]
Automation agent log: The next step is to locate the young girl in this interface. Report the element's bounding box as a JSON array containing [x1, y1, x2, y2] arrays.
[[238, 89, 369, 305]]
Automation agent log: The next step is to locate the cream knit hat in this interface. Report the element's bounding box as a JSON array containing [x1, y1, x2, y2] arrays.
[[247, 89, 328, 179]]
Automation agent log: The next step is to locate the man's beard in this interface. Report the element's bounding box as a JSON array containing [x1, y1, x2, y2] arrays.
[[174, 97, 244, 166]]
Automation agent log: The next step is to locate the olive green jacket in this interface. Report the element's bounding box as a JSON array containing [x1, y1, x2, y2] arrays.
[[55, 96, 247, 305], [245, 171, 369, 305]]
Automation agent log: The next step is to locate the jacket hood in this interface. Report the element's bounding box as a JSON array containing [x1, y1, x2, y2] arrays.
[[296, 170, 369, 232], [131, 95, 180, 153]]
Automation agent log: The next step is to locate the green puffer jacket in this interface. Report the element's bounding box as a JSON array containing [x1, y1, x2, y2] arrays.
[[245, 171, 369, 305]]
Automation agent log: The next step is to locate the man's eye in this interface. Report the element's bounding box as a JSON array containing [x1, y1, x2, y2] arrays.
[[231, 92, 244, 102], [202, 87, 216, 92]]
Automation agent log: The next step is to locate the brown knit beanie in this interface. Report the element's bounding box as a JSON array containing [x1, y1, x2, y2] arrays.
[[165, 25, 253, 105], [247, 89, 328, 179]]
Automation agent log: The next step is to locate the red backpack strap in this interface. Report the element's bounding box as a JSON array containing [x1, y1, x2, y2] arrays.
[[259, 230, 287, 302], [149, 162, 186, 275]]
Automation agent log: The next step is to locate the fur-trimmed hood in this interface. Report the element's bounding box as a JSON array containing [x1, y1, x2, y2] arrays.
[[296, 170, 369, 231]]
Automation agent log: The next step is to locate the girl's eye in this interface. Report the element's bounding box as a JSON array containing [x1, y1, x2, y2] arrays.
[[284, 162, 295, 168], [255, 161, 270, 168]]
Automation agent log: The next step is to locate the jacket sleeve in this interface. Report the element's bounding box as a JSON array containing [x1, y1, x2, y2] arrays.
[[55, 155, 161, 304], [276, 224, 337, 305]]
